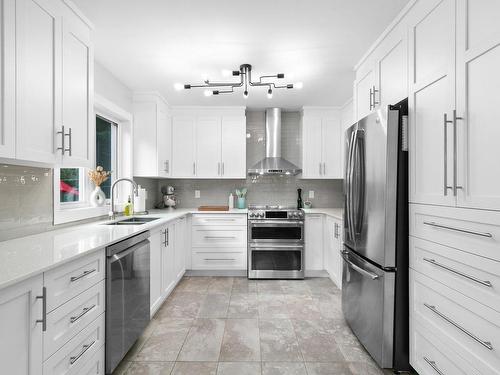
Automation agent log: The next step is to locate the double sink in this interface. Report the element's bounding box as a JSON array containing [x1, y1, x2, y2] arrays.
[[105, 217, 160, 225]]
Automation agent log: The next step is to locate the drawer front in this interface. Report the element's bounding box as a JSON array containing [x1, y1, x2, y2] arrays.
[[410, 270, 500, 374], [192, 214, 247, 226], [45, 251, 105, 312], [410, 237, 500, 312], [44, 280, 105, 360], [43, 313, 105, 375], [192, 227, 247, 247], [192, 250, 247, 270], [411, 319, 480, 375], [75, 345, 104, 375], [410, 204, 500, 261]]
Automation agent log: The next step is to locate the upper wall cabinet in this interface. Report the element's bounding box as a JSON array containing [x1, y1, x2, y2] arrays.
[[1, 0, 93, 167], [133, 93, 172, 178], [170, 108, 246, 179], [302, 107, 342, 179]]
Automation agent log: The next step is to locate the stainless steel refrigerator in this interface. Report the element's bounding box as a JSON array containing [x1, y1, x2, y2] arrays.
[[342, 99, 409, 372]]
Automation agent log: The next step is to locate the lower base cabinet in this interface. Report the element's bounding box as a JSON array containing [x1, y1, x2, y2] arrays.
[[323, 216, 343, 288]]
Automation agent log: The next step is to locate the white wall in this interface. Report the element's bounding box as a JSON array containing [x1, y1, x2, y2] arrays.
[[340, 98, 354, 131], [94, 62, 133, 112]]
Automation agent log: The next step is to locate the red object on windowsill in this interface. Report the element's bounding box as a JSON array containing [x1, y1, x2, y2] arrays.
[[60, 181, 79, 196]]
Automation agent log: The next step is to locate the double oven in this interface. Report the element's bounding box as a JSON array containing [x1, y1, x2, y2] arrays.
[[247, 206, 305, 279]]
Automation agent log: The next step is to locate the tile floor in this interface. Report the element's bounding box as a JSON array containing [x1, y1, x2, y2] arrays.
[[113, 277, 398, 375]]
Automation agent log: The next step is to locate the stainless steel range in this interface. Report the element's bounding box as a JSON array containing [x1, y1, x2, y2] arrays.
[[247, 205, 304, 279]]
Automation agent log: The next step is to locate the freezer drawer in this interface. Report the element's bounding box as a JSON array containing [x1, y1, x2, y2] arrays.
[[341, 247, 395, 368]]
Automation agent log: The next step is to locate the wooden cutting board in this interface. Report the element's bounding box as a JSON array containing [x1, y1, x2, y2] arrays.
[[198, 205, 230, 211]]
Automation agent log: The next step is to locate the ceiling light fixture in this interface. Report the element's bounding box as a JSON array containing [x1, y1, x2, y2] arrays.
[[179, 64, 302, 98]]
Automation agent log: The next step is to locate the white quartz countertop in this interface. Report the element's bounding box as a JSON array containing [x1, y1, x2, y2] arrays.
[[303, 208, 344, 220], [0, 208, 247, 290]]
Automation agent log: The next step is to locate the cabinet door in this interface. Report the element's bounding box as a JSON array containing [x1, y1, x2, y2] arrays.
[[61, 18, 93, 168], [16, 0, 61, 164], [322, 118, 343, 178], [174, 218, 186, 280], [0, 274, 43, 375], [195, 117, 221, 178], [161, 223, 175, 296], [172, 117, 195, 177], [221, 116, 246, 178], [456, 0, 500, 211], [323, 216, 335, 277], [333, 218, 343, 289], [302, 117, 323, 178], [409, 0, 456, 207], [0, 0, 15, 158], [305, 214, 324, 271], [157, 109, 171, 177], [149, 230, 162, 315], [354, 68, 375, 121]]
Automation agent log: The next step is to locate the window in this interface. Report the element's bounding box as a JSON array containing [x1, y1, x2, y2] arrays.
[[96, 116, 118, 198], [60, 168, 83, 203]]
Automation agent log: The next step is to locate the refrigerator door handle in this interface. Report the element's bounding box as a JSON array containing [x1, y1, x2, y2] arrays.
[[346, 130, 357, 241], [341, 250, 379, 280], [352, 130, 365, 236]]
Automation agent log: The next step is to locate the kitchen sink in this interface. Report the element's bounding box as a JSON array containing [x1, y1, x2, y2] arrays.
[[105, 217, 160, 225]]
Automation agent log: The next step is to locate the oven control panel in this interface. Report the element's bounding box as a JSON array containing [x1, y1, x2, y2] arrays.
[[248, 210, 304, 220]]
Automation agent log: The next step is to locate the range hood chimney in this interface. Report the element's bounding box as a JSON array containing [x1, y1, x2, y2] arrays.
[[248, 108, 302, 176]]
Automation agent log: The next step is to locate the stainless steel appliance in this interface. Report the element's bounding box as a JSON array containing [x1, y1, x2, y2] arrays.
[[106, 231, 150, 374], [247, 205, 304, 279], [342, 99, 409, 372]]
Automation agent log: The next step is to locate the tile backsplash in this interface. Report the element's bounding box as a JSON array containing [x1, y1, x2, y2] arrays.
[[0, 164, 53, 241]]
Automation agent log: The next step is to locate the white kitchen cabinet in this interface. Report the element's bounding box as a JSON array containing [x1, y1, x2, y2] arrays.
[[171, 116, 196, 178], [305, 214, 324, 271], [162, 222, 175, 296], [149, 229, 162, 315], [133, 94, 172, 178], [0, 274, 43, 375], [221, 116, 246, 178], [354, 66, 376, 121], [0, 0, 15, 159], [174, 217, 187, 280], [195, 117, 221, 177], [323, 215, 342, 288], [302, 108, 342, 179]]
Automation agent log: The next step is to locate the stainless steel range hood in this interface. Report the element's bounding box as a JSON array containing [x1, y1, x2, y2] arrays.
[[248, 108, 302, 176]]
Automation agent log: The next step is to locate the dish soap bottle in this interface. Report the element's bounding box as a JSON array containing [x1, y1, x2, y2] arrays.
[[124, 195, 133, 216]]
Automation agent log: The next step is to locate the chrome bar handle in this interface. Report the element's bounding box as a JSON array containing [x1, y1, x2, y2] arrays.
[[204, 258, 235, 261], [423, 357, 445, 375], [204, 236, 237, 239], [369, 88, 373, 111], [35, 287, 47, 332], [423, 258, 492, 287], [222, 162, 225, 176], [218, 162, 221, 176], [164, 160, 169, 173], [346, 130, 357, 241], [319, 162, 322, 176], [372, 86, 379, 107], [424, 303, 493, 350], [423, 221, 493, 238], [70, 269, 96, 282], [193, 162, 196, 176], [69, 340, 96, 365], [443, 114, 453, 195], [57, 126, 66, 155], [341, 250, 379, 280], [323, 162, 326, 175], [166, 228, 169, 246], [70, 304, 96, 323], [66, 127, 72, 156], [452, 110, 464, 196]]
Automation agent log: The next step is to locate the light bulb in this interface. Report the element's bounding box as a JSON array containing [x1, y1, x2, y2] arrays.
[[267, 88, 273, 99], [204, 89, 212, 97], [295, 82, 304, 89], [243, 90, 249, 99], [174, 83, 184, 91]]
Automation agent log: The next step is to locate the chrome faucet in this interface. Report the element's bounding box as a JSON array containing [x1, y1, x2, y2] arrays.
[[109, 178, 139, 220]]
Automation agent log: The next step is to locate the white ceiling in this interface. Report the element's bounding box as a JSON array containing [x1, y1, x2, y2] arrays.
[[74, 0, 409, 109]]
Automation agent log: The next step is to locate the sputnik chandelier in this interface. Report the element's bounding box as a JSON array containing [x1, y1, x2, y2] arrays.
[[175, 64, 303, 99]]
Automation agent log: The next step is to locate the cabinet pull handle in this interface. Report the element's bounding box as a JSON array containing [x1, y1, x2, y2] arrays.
[[323, 162, 326, 175], [423, 357, 445, 375], [204, 236, 237, 239], [166, 228, 169, 246], [66, 127, 72, 156], [423, 258, 492, 287], [70, 269, 97, 282], [70, 304, 96, 323], [372, 85, 379, 107], [164, 160, 169, 173], [423, 221, 493, 238], [443, 114, 453, 195], [369, 88, 373, 111], [452, 110, 463, 196], [222, 162, 225, 176], [205, 218, 236, 221], [193, 162, 196, 175], [319, 163, 322, 175], [70, 340, 96, 365], [424, 303, 493, 350], [57, 126, 66, 155], [35, 287, 47, 332], [204, 258, 235, 261], [218, 162, 221, 176]]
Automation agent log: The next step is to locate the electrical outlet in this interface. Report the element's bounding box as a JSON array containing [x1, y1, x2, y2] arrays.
[[309, 190, 315, 199], [195, 190, 201, 198]]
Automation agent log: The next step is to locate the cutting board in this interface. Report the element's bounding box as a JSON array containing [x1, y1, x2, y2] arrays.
[[198, 205, 230, 211]]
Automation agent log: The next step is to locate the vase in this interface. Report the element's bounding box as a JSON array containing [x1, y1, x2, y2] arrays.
[[90, 186, 106, 207], [236, 197, 246, 209]]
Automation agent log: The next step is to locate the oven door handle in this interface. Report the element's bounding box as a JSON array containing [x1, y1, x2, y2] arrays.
[[249, 221, 304, 225], [250, 244, 304, 249]]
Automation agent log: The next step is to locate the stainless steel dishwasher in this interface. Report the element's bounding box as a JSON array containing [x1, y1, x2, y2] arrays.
[[106, 231, 150, 374]]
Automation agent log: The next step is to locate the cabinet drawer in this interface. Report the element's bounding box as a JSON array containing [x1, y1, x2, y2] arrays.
[[410, 237, 500, 312], [43, 313, 105, 375], [44, 280, 105, 360], [75, 345, 104, 375], [411, 270, 500, 374], [410, 319, 480, 375], [45, 251, 105, 312], [410, 204, 500, 262], [192, 227, 247, 247], [192, 214, 247, 226], [192, 251, 246, 270]]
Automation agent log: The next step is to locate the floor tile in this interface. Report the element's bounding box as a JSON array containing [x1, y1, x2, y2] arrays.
[[175, 277, 211, 294], [220, 319, 261, 361], [348, 361, 386, 375], [259, 319, 302, 362], [258, 293, 288, 319], [125, 362, 175, 375], [217, 362, 261, 375], [227, 293, 259, 318], [292, 319, 345, 362], [178, 319, 226, 361], [261, 362, 307, 375], [198, 293, 230, 318], [285, 294, 322, 320], [208, 277, 234, 295], [171, 362, 217, 375], [257, 280, 283, 294], [305, 362, 353, 375], [156, 292, 205, 318], [232, 277, 257, 293], [280, 280, 312, 296]]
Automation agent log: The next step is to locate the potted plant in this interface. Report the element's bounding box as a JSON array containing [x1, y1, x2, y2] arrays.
[[235, 188, 247, 209], [88, 166, 111, 207]]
